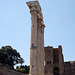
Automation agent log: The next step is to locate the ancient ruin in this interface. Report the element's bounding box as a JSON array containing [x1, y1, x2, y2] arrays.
[[27, 0, 75, 75], [26, 1, 45, 75], [0, 0, 75, 75]]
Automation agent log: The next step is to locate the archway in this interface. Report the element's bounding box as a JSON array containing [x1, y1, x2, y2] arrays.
[[53, 67, 59, 75]]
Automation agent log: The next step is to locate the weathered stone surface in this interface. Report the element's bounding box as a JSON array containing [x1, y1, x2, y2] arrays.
[[27, 1, 75, 75], [27, 1, 45, 75], [45, 46, 75, 75]]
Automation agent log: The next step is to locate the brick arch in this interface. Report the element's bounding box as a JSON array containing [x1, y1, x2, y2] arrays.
[[53, 67, 59, 75], [0, 71, 3, 75]]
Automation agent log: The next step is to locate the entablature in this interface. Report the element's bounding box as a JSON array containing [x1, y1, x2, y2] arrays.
[[26, 1, 43, 20]]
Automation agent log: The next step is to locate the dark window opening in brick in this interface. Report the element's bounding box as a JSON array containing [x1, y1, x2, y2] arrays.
[[47, 61, 51, 64]]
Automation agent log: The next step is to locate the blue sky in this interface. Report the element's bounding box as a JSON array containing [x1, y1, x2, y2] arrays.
[[0, 0, 75, 66]]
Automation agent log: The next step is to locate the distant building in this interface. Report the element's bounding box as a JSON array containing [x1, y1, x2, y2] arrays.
[[45, 46, 75, 75]]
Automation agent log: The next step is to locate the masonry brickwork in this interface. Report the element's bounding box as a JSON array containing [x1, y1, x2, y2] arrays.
[[45, 46, 75, 75]]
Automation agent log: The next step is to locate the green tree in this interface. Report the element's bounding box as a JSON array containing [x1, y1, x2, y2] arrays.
[[16, 65, 30, 74], [0, 45, 22, 68], [16, 68, 26, 74], [19, 58, 24, 66]]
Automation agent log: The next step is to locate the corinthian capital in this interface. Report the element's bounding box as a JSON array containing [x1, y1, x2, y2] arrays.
[[26, 1, 43, 20]]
